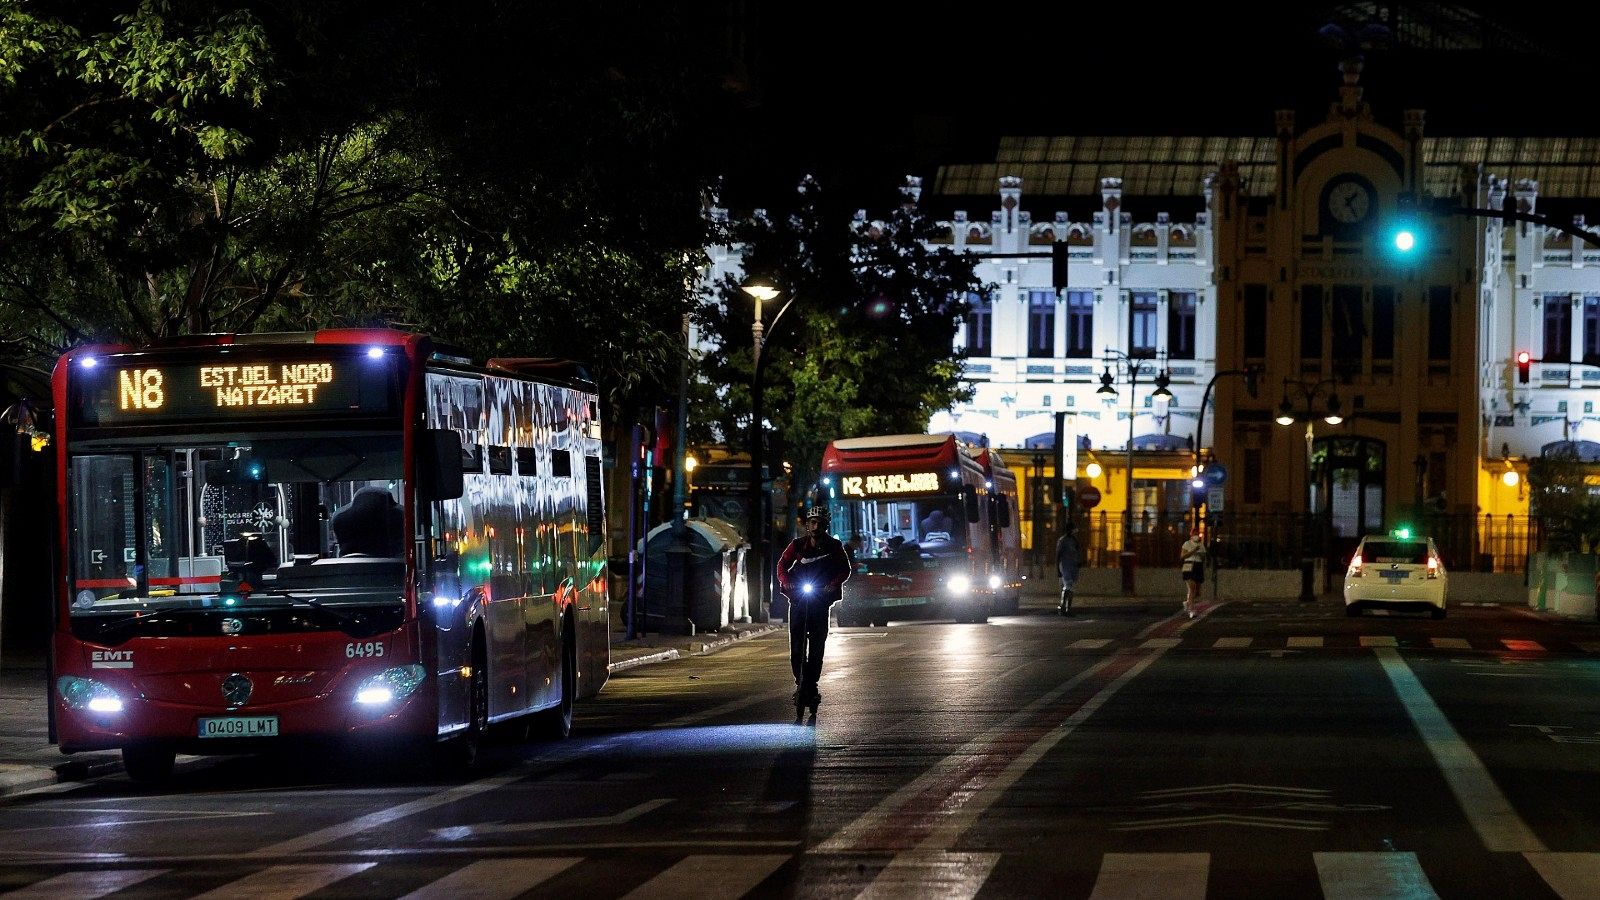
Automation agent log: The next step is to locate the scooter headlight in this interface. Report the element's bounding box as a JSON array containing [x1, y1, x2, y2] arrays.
[[988, 574, 1002, 590], [947, 574, 971, 594]]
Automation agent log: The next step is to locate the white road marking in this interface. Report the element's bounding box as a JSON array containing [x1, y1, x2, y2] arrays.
[[1524, 852, 1600, 899], [3, 868, 168, 899], [1212, 637, 1252, 649], [1286, 636, 1323, 648], [1579, 642, 1600, 654], [1113, 813, 1326, 831], [191, 863, 374, 900], [1430, 637, 1473, 650], [619, 854, 788, 900], [1140, 638, 1181, 649], [815, 648, 1161, 853], [1359, 636, 1398, 647], [911, 650, 1165, 852], [1087, 853, 1208, 900], [1141, 783, 1328, 798], [1374, 648, 1546, 852], [244, 769, 543, 858], [1314, 852, 1438, 899], [399, 857, 581, 900], [432, 798, 672, 839], [1071, 638, 1112, 649], [855, 851, 999, 899]]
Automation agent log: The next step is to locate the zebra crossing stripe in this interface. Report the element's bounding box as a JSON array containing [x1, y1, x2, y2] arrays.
[[1502, 639, 1545, 652], [1286, 637, 1323, 649], [1087, 853, 1208, 900], [1314, 852, 1438, 900], [1071, 638, 1112, 649], [1140, 638, 1181, 649], [1430, 638, 1472, 650], [191, 863, 375, 900], [399, 857, 581, 900], [618, 854, 788, 900], [1212, 637, 1252, 649], [1359, 636, 1398, 647], [1579, 642, 1600, 654], [1524, 852, 1600, 899], [856, 851, 1000, 899], [2, 868, 168, 900]]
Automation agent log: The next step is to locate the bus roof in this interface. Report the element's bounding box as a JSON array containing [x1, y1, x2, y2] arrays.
[[822, 433, 981, 475]]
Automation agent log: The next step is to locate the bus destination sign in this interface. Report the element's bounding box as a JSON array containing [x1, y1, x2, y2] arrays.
[[840, 471, 941, 498], [72, 356, 399, 427]]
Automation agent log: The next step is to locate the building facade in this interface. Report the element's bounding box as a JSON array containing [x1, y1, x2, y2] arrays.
[[928, 60, 1600, 564]]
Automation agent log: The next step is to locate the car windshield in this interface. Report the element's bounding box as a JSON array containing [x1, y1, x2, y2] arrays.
[[1361, 541, 1429, 564], [67, 435, 407, 629]]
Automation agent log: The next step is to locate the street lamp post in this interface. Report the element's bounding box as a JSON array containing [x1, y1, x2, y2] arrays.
[[1273, 378, 1345, 601], [1095, 351, 1172, 595], [741, 276, 797, 624]]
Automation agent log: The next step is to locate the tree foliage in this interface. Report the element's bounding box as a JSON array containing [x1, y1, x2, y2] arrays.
[[693, 177, 984, 499], [1527, 449, 1600, 553], [0, 1, 728, 415]]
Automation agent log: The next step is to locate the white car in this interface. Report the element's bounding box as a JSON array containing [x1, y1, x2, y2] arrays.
[[1343, 533, 1447, 618]]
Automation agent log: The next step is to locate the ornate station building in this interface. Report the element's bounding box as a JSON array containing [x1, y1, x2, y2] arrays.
[[922, 59, 1600, 566]]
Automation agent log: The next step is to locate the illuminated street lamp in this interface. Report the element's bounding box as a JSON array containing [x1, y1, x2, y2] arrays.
[[1095, 351, 1172, 595], [741, 275, 797, 623]]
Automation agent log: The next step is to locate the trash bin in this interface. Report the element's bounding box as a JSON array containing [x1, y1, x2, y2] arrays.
[[639, 518, 746, 634]]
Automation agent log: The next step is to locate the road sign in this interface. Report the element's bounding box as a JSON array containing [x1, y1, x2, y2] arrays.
[[1207, 486, 1225, 512], [1203, 463, 1228, 485], [1078, 485, 1102, 509]]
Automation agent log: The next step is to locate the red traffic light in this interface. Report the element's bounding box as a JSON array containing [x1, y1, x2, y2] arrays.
[[1516, 351, 1531, 365], [1516, 351, 1531, 384]]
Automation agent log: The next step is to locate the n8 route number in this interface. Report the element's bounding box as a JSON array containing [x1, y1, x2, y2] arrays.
[[345, 641, 385, 659]]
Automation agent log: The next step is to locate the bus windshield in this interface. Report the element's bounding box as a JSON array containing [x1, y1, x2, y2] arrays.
[[67, 435, 406, 634], [837, 494, 969, 572]]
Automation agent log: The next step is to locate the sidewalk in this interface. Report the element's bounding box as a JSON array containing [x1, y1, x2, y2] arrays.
[[0, 621, 787, 800]]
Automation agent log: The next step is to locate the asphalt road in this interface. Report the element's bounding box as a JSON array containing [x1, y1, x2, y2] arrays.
[[2, 598, 1600, 898]]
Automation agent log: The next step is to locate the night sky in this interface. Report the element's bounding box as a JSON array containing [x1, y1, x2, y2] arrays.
[[720, 2, 1600, 208]]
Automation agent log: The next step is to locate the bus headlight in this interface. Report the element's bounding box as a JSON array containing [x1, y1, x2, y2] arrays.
[[988, 574, 1002, 590], [947, 574, 971, 594], [354, 664, 426, 705], [58, 676, 123, 714]]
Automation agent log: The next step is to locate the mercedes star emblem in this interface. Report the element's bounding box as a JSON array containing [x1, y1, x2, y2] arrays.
[[221, 673, 253, 707]]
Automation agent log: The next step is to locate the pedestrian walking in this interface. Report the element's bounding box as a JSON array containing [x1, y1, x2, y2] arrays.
[[775, 506, 852, 716], [1180, 526, 1207, 618], [1055, 525, 1080, 616]]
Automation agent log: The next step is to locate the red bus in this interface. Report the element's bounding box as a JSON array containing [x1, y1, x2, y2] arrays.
[[51, 329, 609, 781], [820, 434, 1021, 626]]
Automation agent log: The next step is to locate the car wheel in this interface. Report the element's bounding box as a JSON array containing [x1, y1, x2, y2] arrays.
[[1430, 606, 1446, 620], [871, 619, 888, 627], [533, 619, 575, 739], [1344, 603, 1362, 618]]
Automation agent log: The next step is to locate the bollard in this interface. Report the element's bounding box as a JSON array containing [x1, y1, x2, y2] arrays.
[[1299, 557, 1317, 602], [1120, 551, 1136, 596]]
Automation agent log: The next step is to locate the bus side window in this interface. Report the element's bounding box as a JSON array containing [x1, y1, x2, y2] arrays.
[[963, 490, 980, 523], [420, 429, 465, 501], [993, 494, 1011, 527]]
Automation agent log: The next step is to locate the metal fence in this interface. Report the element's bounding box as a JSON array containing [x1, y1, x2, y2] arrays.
[[1031, 511, 1547, 575]]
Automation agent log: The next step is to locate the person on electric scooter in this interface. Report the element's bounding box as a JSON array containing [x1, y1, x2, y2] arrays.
[[775, 505, 851, 713]]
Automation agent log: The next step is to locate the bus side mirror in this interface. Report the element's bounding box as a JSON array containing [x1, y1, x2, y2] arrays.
[[994, 494, 1011, 527], [964, 491, 980, 522], [420, 429, 465, 501]]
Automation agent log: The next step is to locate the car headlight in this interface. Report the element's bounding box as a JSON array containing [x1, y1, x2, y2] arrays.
[[58, 676, 123, 714], [947, 574, 971, 594], [354, 664, 426, 705]]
